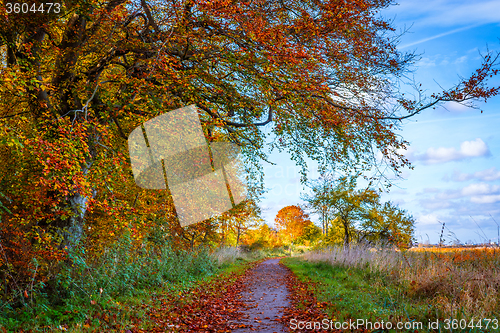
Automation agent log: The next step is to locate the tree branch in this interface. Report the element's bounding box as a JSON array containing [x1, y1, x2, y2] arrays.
[[197, 104, 273, 128]]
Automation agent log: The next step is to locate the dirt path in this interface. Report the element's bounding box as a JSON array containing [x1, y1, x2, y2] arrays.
[[134, 257, 327, 332], [232, 258, 290, 333]]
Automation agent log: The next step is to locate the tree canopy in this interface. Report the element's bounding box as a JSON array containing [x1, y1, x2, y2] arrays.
[[302, 175, 415, 246], [0, 0, 498, 283], [274, 205, 313, 244], [361, 201, 415, 248]]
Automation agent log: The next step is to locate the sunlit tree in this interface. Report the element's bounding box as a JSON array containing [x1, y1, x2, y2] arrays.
[[275, 205, 313, 245]]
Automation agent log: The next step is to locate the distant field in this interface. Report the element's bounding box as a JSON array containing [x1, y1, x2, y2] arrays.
[[410, 246, 500, 264]]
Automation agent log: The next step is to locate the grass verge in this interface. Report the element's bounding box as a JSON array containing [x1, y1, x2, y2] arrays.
[[282, 257, 433, 332], [282, 255, 500, 333]]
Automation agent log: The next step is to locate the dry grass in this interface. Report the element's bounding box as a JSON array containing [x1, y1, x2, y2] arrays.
[[303, 245, 500, 318], [211, 246, 247, 265]]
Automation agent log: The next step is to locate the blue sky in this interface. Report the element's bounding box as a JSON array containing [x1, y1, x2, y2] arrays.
[[259, 0, 500, 245]]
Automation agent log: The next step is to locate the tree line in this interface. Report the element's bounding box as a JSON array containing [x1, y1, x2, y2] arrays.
[[275, 175, 414, 248]]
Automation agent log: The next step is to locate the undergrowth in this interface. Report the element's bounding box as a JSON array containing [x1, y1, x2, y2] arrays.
[[0, 232, 254, 332]]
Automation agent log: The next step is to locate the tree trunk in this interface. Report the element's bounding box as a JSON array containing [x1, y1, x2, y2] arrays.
[[51, 155, 95, 249], [202, 227, 208, 243], [236, 223, 241, 246], [58, 193, 87, 249], [342, 218, 350, 248], [323, 210, 328, 237]]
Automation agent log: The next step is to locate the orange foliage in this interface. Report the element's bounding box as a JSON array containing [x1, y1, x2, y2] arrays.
[[241, 224, 282, 250], [275, 205, 313, 244]]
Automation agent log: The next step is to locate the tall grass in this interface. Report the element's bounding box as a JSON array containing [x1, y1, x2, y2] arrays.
[[211, 246, 247, 265], [303, 244, 500, 319], [211, 245, 291, 265], [65, 232, 218, 297], [0, 232, 220, 330]]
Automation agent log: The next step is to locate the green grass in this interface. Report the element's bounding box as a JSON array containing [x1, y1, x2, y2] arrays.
[[282, 257, 439, 332]]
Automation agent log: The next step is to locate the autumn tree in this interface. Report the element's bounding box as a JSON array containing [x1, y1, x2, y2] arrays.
[[304, 175, 380, 246], [210, 199, 262, 246], [1, 0, 499, 270], [323, 221, 347, 246], [241, 224, 281, 250], [275, 205, 313, 245], [360, 201, 415, 248], [303, 175, 416, 247], [301, 175, 336, 237], [294, 222, 322, 246]]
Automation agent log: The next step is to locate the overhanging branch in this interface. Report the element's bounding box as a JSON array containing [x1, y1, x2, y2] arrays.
[[197, 104, 273, 128]]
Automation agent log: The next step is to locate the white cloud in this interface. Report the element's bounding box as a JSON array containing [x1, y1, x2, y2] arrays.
[[448, 170, 472, 182], [421, 200, 451, 210], [417, 138, 490, 164], [388, 0, 500, 28], [434, 190, 462, 200], [471, 195, 500, 204], [451, 167, 500, 182], [460, 138, 489, 157], [461, 183, 500, 196], [417, 182, 500, 214], [418, 57, 437, 67], [424, 146, 460, 163], [475, 167, 500, 181], [400, 24, 481, 49], [441, 101, 473, 113], [454, 55, 468, 64], [417, 214, 441, 225], [461, 183, 500, 204]]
